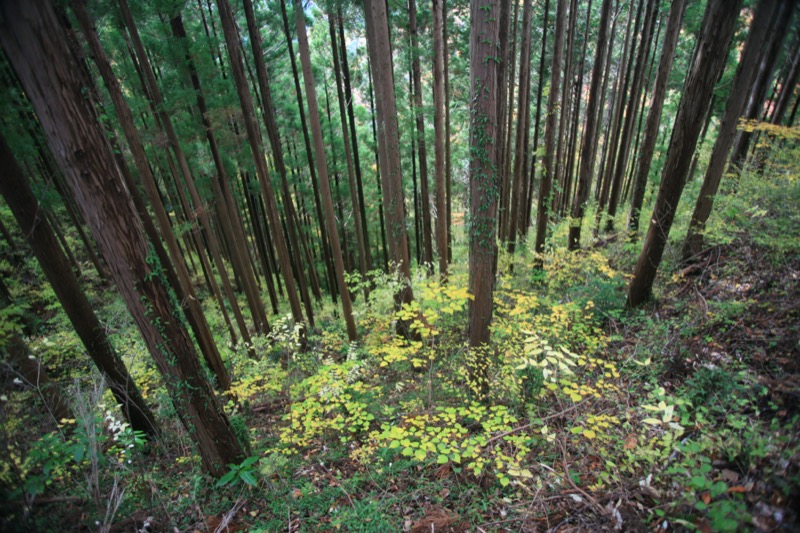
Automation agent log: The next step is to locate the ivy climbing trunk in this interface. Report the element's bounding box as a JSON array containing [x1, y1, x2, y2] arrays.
[[467, 0, 500, 366]]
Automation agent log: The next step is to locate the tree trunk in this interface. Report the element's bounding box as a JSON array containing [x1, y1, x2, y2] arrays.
[[329, 10, 369, 300], [568, 0, 613, 250], [408, 0, 434, 271], [364, 0, 417, 332], [279, 0, 337, 305], [605, 0, 657, 232], [367, 60, 390, 271], [535, 0, 568, 261], [294, 1, 358, 341], [467, 0, 500, 362], [627, 0, 686, 235], [337, 8, 372, 273], [506, 0, 533, 255], [120, 0, 260, 350], [683, 0, 783, 259], [238, 0, 313, 335], [70, 0, 234, 385], [524, 0, 551, 235], [433, 0, 448, 280], [730, 3, 794, 167], [1, 0, 245, 475], [627, 0, 743, 307], [443, 0, 453, 261]]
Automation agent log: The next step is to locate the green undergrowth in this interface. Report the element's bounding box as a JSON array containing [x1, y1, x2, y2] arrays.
[[2, 134, 799, 531]]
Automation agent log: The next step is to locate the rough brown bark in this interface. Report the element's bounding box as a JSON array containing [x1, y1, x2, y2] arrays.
[[535, 0, 568, 260], [568, 0, 613, 250], [627, 0, 743, 307], [433, 0, 448, 280], [294, 1, 357, 341], [0, 0, 246, 474], [628, 0, 686, 235], [408, 0, 434, 271], [364, 0, 417, 329], [683, 0, 783, 259], [467, 0, 500, 356]]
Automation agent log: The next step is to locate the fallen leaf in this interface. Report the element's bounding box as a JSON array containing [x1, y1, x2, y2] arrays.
[[728, 485, 749, 493], [701, 492, 711, 504]]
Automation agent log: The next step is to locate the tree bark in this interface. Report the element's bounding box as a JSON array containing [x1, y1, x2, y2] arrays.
[[279, 0, 337, 305], [506, 0, 533, 255], [433, 0, 448, 280], [408, 0, 434, 271], [238, 0, 313, 335], [535, 0, 568, 261], [329, 10, 369, 300], [294, 1, 357, 341], [627, 0, 743, 307], [568, 0, 614, 250], [467, 0, 500, 360], [627, 0, 686, 235], [682, 0, 783, 259], [0, 0, 247, 473], [364, 0, 417, 332]]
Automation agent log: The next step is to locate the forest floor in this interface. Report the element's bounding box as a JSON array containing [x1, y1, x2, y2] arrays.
[[2, 158, 799, 532]]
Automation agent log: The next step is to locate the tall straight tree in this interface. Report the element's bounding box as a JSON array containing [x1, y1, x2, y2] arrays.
[[433, 0, 448, 280], [605, 0, 658, 232], [279, 0, 337, 303], [117, 0, 268, 338], [364, 0, 418, 329], [408, 0, 434, 271], [236, 0, 313, 334], [524, 0, 550, 234], [627, 0, 743, 307], [683, 0, 785, 259], [506, 0, 534, 255], [534, 0, 568, 262], [0, 0, 245, 475], [294, 2, 357, 341], [73, 0, 239, 381], [568, 0, 614, 250], [628, 0, 687, 235], [467, 0, 500, 356], [328, 9, 369, 300], [0, 135, 157, 437]]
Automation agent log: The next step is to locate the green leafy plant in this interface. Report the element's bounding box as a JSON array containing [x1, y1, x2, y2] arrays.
[[216, 456, 260, 488]]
